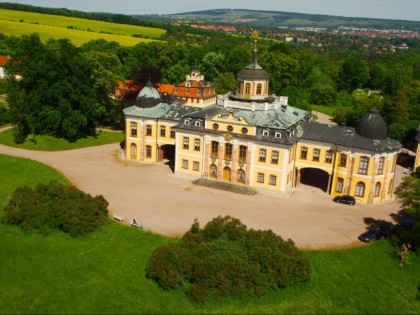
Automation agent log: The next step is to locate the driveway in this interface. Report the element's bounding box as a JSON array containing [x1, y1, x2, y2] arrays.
[[0, 142, 404, 249]]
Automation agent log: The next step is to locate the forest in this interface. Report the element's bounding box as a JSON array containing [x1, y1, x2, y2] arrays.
[[0, 7, 419, 145]]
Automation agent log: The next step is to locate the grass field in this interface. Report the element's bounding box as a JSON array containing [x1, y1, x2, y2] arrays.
[[0, 155, 419, 314], [310, 104, 341, 117], [0, 128, 124, 151], [0, 8, 165, 46]]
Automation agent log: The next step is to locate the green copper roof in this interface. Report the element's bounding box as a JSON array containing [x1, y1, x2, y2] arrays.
[[123, 104, 200, 121]]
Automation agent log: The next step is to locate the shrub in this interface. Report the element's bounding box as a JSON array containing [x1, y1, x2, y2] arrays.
[[3, 181, 108, 236], [146, 216, 311, 302]]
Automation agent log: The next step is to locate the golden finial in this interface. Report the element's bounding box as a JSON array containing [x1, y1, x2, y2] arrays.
[[251, 29, 259, 52]]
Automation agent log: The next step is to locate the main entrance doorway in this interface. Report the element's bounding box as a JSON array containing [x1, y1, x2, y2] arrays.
[[223, 167, 231, 181]]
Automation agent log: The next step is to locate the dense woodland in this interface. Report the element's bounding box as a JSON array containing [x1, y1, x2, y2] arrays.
[[0, 4, 419, 145]]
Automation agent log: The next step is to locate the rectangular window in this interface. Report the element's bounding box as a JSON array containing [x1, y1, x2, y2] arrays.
[[257, 173, 264, 183], [336, 178, 344, 193], [359, 156, 369, 175], [183, 137, 189, 150], [271, 151, 279, 164], [160, 126, 166, 137], [378, 157, 385, 175], [146, 145, 152, 158], [269, 175, 277, 186], [239, 145, 247, 162], [313, 149, 320, 162], [325, 150, 333, 163], [301, 147, 308, 159], [259, 149, 266, 162], [339, 153, 347, 167], [170, 129, 176, 139], [211, 141, 219, 157], [225, 143, 233, 160], [194, 138, 200, 151], [130, 122, 137, 137], [146, 125, 152, 136], [182, 159, 188, 169], [193, 161, 199, 171]]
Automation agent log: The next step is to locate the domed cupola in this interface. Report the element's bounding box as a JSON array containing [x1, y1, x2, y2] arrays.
[[136, 81, 162, 108], [232, 30, 270, 102], [356, 108, 388, 139]]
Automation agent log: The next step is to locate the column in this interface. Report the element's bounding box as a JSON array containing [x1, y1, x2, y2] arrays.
[[368, 157, 378, 204], [217, 139, 224, 180], [231, 141, 238, 182], [203, 137, 211, 177], [344, 154, 354, 195]]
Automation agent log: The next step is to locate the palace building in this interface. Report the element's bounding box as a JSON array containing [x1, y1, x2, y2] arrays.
[[123, 42, 401, 204]]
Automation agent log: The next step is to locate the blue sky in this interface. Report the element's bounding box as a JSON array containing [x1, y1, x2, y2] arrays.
[[6, 0, 420, 21]]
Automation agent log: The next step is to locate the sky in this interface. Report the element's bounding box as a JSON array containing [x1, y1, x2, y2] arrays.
[[5, 0, 420, 21]]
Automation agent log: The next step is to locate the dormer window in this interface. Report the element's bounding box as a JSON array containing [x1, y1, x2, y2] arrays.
[[275, 132, 281, 139], [186, 88, 190, 94], [184, 119, 190, 125], [197, 89, 201, 95], [174, 87, 178, 93], [262, 130, 269, 137], [195, 121, 201, 127]]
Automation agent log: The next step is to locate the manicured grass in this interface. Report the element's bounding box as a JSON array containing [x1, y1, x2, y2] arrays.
[[1, 155, 419, 314], [0, 128, 124, 151], [0, 19, 155, 46], [310, 104, 341, 117], [0, 154, 70, 203]]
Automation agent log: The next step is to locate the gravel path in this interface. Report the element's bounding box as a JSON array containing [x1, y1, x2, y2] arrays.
[[0, 141, 404, 249]]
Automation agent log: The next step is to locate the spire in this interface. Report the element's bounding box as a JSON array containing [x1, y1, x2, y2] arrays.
[[251, 29, 259, 68]]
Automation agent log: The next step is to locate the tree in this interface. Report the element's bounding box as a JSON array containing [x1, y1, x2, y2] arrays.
[[281, 85, 310, 110], [146, 216, 311, 302], [338, 58, 370, 92], [6, 34, 110, 142], [394, 168, 420, 252], [201, 52, 225, 82], [214, 72, 237, 94]]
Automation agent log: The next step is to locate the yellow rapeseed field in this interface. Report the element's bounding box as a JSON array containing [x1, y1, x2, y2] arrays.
[[0, 8, 166, 46]]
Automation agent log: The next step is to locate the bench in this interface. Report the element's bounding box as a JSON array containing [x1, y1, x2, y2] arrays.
[[113, 214, 124, 222], [131, 221, 142, 229]]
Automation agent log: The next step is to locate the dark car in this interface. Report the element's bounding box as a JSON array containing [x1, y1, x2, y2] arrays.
[[358, 229, 383, 243], [333, 195, 356, 206]]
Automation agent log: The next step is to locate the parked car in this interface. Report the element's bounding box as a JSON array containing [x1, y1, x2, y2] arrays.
[[358, 229, 383, 243], [333, 195, 356, 206]]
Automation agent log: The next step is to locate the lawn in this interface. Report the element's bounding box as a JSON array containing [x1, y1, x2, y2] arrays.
[[0, 155, 419, 314], [310, 104, 341, 117], [0, 128, 124, 151]]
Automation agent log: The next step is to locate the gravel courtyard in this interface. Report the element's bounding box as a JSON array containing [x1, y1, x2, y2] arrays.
[[0, 142, 405, 249]]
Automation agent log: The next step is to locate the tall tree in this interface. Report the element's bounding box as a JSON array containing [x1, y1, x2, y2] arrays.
[[338, 58, 370, 92], [6, 34, 109, 142]]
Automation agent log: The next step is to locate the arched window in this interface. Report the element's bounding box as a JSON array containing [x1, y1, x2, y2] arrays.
[[245, 83, 251, 94], [355, 182, 365, 197], [256, 83, 262, 95], [388, 179, 393, 194], [336, 178, 344, 193], [130, 143, 137, 159], [209, 165, 217, 178], [237, 169, 245, 183], [374, 182, 381, 197], [378, 157, 385, 175]]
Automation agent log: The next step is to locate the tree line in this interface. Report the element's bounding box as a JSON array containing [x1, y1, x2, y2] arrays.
[[0, 28, 419, 144]]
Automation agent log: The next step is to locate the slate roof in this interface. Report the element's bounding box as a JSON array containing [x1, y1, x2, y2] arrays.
[[356, 108, 388, 139], [123, 104, 200, 121], [301, 121, 401, 152], [183, 105, 309, 130], [237, 51, 269, 80]]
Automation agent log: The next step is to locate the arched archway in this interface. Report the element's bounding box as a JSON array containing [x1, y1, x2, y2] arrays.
[[299, 168, 330, 193], [160, 144, 175, 172], [237, 169, 245, 184]]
